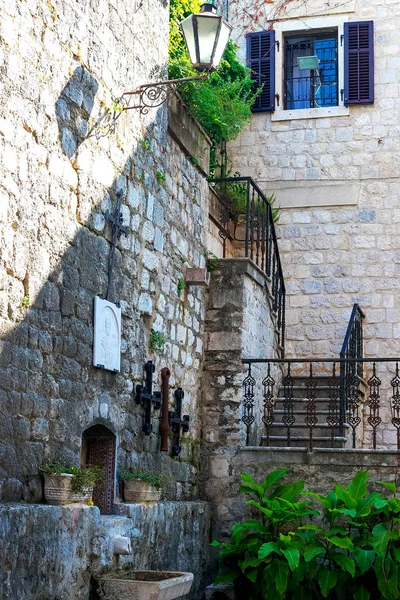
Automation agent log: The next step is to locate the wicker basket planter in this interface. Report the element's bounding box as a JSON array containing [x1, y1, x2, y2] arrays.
[[96, 570, 193, 600], [123, 479, 161, 503], [43, 473, 73, 505]]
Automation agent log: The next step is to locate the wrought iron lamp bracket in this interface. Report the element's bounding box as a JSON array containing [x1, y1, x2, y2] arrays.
[[168, 387, 190, 456], [135, 360, 161, 435]]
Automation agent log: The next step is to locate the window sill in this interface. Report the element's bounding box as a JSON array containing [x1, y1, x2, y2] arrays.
[[271, 105, 349, 122]]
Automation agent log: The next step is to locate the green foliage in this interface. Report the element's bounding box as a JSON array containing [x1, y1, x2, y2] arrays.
[[119, 468, 167, 490], [205, 251, 219, 273], [70, 466, 103, 494], [141, 138, 151, 151], [212, 469, 400, 600], [40, 463, 103, 494], [169, 0, 258, 146], [22, 294, 30, 308], [214, 178, 280, 223], [156, 170, 166, 184], [149, 329, 166, 353], [177, 277, 185, 296]]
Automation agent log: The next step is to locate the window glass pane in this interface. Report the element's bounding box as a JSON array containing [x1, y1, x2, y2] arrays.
[[284, 32, 338, 110]]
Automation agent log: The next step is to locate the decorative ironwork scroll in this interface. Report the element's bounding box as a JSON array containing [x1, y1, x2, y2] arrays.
[[262, 363, 275, 446], [305, 363, 317, 451], [347, 374, 361, 449], [242, 364, 256, 445], [135, 361, 161, 435], [391, 362, 400, 450], [327, 363, 340, 447], [169, 388, 190, 456], [367, 362, 381, 450], [282, 363, 295, 447]]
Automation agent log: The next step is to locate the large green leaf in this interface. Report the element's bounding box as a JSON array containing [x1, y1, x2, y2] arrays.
[[246, 500, 273, 519], [241, 556, 264, 572], [371, 524, 394, 556], [335, 484, 357, 509], [347, 471, 369, 501], [318, 567, 337, 598], [333, 554, 355, 577], [281, 547, 300, 571], [304, 543, 325, 563], [354, 548, 375, 574], [240, 473, 264, 498], [245, 567, 258, 583], [378, 481, 397, 495], [356, 492, 380, 517], [353, 582, 371, 600], [273, 558, 289, 596], [258, 542, 280, 559], [328, 535, 354, 550], [374, 556, 399, 600], [214, 568, 239, 585], [261, 468, 291, 493]]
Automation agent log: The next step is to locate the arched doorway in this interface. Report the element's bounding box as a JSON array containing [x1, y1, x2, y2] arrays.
[[81, 424, 116, 514]]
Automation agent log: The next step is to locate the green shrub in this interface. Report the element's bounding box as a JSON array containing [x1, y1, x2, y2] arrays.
[[149, 329, 166, 353], [212, 469, 400, 600], [169, 0, 258, 147], [70, 466, 104, 494]]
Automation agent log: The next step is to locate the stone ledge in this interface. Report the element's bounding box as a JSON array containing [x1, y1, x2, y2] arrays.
[[239, 447, 400, 467], [217, 258, 270, 288]]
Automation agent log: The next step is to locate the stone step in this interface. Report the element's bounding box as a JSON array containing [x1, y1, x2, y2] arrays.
[[262, 435, 347, 448]]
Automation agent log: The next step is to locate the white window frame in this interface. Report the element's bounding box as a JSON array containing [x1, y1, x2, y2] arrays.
[[272, 15, 349, 121]]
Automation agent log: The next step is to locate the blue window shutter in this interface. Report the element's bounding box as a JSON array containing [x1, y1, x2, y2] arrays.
[[344, 21, 374, 105], [247, 30, 275, 112]]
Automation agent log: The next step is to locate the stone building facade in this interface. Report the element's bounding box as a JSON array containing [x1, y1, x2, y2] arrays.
[[224, 0, 400, 360], [0, 0, 212, 505]]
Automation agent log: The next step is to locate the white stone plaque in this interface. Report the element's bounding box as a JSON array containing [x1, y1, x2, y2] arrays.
[[93, 296, 121, 372]]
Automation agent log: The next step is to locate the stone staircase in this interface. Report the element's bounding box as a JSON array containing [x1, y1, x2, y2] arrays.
[[261, 374, 350, 448]]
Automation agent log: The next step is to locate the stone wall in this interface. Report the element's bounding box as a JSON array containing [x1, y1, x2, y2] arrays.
[[0, 500, 211, 600], [223, 0, 400, 362], [201, 258, 281, 536], [0, 0, 212, 500]]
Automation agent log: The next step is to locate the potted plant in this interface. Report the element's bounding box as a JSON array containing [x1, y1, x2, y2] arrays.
[[119, 468, 166, 503], [41, 463, 74, 505], [70, 466, 103, 503]]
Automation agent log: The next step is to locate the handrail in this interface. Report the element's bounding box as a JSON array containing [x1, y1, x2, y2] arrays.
[[340, 303, 365, 358], [209, 176, 285, 357]]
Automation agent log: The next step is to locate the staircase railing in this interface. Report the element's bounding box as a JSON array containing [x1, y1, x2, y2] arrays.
[[242, 357, 400, 451], [339, 304, 365, 442], [210, 176, 285, 356]]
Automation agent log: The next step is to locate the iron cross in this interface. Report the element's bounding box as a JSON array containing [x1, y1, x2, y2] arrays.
[[105, 190, 129, 300]]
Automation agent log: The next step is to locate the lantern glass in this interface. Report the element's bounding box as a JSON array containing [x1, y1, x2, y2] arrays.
[[180, 4, 232, 72]]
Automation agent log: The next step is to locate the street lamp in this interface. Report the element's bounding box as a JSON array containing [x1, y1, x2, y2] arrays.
[[88, 3, 232, 137], [180, 3, 233, 72]]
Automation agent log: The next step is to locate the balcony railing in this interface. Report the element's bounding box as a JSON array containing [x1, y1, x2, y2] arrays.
[[210, 176, 285, 356]]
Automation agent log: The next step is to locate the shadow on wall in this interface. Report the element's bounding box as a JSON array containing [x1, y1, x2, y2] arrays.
[[55, 67, 99, 157], [0, 64, 194, 505]]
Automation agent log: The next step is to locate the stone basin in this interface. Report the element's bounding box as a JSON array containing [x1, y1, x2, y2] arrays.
[[95, 570, 194, 600]]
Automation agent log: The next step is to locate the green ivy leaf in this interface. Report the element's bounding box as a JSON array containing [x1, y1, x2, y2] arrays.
[[317, 567, 337, 598]]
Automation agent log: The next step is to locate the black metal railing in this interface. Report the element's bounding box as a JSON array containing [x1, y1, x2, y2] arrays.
[[210, 176, 286, 356], [339, 304, 364, 437], [242, 357, 400, 451]]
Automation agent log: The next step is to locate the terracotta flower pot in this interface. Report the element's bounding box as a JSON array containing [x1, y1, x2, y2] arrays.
[[44, 473, 73, 505], [123, 479, 161, 503], [96, 570, 193, 600]]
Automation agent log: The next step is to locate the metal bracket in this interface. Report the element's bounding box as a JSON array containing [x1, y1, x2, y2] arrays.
[[169, 388, 190, 456], [135, 361, 161, 435]]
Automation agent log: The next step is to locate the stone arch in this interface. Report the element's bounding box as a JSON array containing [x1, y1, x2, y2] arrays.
[[81, 423, 116, 514]]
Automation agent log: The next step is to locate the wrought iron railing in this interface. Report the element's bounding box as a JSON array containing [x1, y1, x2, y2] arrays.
[[242, 357, 400, 451], [210, 176, 285, 356], [339, 304, 364, 437]]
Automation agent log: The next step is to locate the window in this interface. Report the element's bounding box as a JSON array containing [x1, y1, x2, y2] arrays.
[[284, 31, 338, 110], [246, 20, 374, 116]]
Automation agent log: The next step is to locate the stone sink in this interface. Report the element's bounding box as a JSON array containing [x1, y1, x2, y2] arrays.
[[95, 570, 194, 600]]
